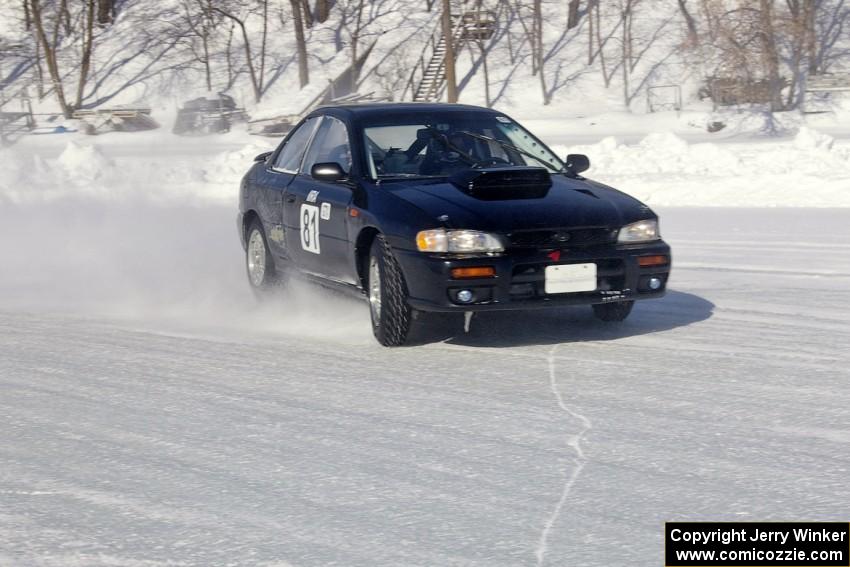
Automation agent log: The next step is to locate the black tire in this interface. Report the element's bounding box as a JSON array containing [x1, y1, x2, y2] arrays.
[[368, 235, 414, 346], [245, 219, 281, 296], [592, 300, 634, 322]]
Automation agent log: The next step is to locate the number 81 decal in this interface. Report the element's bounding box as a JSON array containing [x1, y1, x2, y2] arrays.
[[300, 204, 320, 254]]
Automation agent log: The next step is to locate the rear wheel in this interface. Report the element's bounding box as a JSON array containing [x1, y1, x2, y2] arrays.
[[368, 235, 414, 346], [246, 220, 280, 295], [592, 300, 634, 322]]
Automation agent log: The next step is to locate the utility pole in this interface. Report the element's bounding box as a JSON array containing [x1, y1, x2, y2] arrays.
[[442, 0, 458, 103]]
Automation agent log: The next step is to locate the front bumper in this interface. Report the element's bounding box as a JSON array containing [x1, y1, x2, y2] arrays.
[[394, 241, 671, 312]]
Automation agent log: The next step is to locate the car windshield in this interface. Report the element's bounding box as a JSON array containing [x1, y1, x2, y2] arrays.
[[362, 114, 564, 179]]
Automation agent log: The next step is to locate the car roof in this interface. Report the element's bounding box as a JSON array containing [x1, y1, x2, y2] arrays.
[[312, 102, 500, 119]]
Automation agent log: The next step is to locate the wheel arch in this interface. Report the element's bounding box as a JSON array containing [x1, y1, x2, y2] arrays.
[[354, 226, 381, 289], [242, 209, 261, 245]]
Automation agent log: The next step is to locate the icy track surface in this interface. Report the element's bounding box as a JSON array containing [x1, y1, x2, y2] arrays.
[[1, 202, 849, 565]]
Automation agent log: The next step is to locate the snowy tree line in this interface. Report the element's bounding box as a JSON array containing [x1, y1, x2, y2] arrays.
[[0, 0, 848, 116]]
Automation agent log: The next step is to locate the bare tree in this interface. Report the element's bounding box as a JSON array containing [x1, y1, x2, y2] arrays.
[[342, 0, 366, 85], [289, 0, 310, 87], [443, 0, 458, 102], [567, 0, 581, 29], [757, 0, 784, 111], [510, 0, 549, 102], [211, 1, 269, 102], [75, 0, 96, 108], [677, 0, 698, 45], [812, 0, 850, 74], [473, 0, 492, 106], [28, 0, 71, 116], [181, 0, 217, 91], [97, 0, 114, 25], [533, 0, 549, 103], [315, 0, 331, 22], [22, 0, 31, 30]]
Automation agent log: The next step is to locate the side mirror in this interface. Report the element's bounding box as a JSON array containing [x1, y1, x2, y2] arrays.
[[311, 162, 347, 182], [254, 151, 272, 163], [565, 153, 590, 175]]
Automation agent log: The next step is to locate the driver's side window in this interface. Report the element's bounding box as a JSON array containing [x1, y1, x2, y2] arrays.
[[301, 116, 352, 176], [273, 116, 320, 173]]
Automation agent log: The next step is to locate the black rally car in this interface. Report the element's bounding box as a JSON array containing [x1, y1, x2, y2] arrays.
[[237, 103, 671, 346]]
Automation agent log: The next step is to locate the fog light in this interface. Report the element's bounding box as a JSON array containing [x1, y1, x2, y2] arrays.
[[647, 277, 662, 290], [456, 289, 474, 303]]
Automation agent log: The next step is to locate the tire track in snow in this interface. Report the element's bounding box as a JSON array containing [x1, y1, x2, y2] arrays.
[[535, 344, 592, 567]]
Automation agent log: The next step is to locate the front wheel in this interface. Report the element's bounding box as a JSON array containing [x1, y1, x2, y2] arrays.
[[245, 220, 280, 296], [592, 300, 634, 322], [368, 235, 414, 346]]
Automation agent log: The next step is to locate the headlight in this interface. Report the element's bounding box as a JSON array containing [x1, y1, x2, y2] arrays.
[[416, 229, 504, 253], [618, 219, 660, 243]]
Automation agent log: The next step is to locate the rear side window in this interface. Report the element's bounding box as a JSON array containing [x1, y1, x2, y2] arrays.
[[273, 116, 320, 172], [302, 116, 352, 175]]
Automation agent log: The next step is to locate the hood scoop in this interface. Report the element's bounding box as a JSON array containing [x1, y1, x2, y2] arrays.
[[449, 167, 552, 200]]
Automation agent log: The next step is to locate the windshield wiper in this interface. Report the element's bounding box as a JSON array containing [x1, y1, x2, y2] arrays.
[[456, 130, 564, 173], [423, 126, 478, 166]]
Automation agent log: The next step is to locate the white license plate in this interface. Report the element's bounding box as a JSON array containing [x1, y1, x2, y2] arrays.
[[544, 263, 597, 294]]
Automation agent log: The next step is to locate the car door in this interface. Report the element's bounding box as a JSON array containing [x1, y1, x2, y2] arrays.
[[256, 116, 321, 258], [283, 115, 356, 283]]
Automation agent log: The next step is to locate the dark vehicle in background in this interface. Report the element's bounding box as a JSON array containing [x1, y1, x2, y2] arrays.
[[237, 103, 671, 346], [173, 93, 247, 135]]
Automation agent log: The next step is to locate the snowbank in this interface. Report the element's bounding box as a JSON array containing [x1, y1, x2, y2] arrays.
[[0, 135, 272, 205], [2, 127, 849, 207], [555, 129, 850, 207]]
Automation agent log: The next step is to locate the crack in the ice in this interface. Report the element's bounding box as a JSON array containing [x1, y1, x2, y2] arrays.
[[535, 344, 592, 567]]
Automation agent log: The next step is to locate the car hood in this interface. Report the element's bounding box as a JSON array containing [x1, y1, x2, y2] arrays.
[[388, 174, 654, 232]]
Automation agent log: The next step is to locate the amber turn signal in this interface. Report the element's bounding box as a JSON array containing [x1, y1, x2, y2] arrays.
[[451, 266, 496, 279], [637, 255, 669, 267]]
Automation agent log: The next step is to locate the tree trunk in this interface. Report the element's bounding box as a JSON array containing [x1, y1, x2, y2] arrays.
[[291, 0, 309, 87], [480, 43, 491, 106], [29, 0, 71, 117], [59, 0, 71, 35], [567, 0, 580, 29], [225, 22, 236, 90], [259, 0, 268, 94], [97, 0, 113, 24], [33, 35, 45, 98], [596, 3, 611, 87], [212, 8, 261, 102], [442, 0, 458, 103], [301, 0, 313, 27], [805, 0, 817, 74], [534, 0, 549, 104], [588, 0, 594, 64], [238, 20, 261, 102], [350, 0, 364, 87], [758, 0, 784, 111], [23, 0, 31, 30], [475, 0, 491, 107], [315, 0, 330, 22], [785, 0, 806, 108], [76, 0, 96, 109], [622, 3, 630, 107], [200, 0, 212, 91], [676, 0, 698, 46]]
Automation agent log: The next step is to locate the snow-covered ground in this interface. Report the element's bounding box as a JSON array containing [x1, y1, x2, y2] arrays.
[[1, 127, 850, 566], [2, 203, 849, 566]]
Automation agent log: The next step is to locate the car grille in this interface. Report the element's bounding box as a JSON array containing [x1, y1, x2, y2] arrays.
[[507, 227, 617, 249]]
